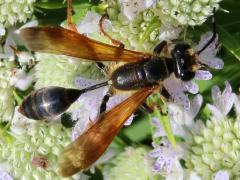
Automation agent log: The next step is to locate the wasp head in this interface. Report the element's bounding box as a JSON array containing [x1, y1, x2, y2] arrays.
[[171, 43, 198, 81]]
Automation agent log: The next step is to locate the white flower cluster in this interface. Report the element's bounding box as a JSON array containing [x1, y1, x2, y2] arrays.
[[0, 113, 72, 180], [0, 0, 36, 28], [156, 0, 222, 26], [150, 81, 240, 179], [0, 61, 16, 122]]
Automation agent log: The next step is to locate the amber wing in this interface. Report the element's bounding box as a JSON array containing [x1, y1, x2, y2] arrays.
[[58, 86, 157, 177], [21, 27, 151, 62]]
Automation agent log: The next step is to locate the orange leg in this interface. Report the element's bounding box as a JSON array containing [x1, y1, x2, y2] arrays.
[[67, 0, 78, 32], [99, 14, 125, 49]]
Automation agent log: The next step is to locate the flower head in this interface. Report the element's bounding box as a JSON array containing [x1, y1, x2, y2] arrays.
[[34, 53, 103, 89], [184, 82, 240, 179], [9, 69, 34, 91], [103, 146, 161, 180], [119, 0, 156, 20], [105, 0, 181, 52], [156, 0, 222, 26], [149, 138, 184, 179], [0, 61, 16, 122], [207, 81, 234, 119], [0, 116, 72, 179], [0, 0, 36, 28], [0, 169, 12, 180]]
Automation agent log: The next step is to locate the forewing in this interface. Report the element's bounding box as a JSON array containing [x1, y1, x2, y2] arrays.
[[21, 27, 151, 62], [58, 86, 157, 177]]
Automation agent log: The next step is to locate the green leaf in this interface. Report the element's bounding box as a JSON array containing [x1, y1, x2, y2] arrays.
[[71, 3, 92, 23], [13, 90, 23, 105], [110, 136, 127, 149], [34, 0, 67, 9], [122, 113, 151, 142], [218, 25, 240, 61]]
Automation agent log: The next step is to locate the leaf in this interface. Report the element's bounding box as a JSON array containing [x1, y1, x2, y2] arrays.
[[13, 90, 23, 105], [122, 112, 151, 142], [34, 0, 67, 9], [218, 25, 240, 62]]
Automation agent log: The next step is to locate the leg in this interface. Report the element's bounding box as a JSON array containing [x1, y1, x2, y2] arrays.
[[99, 91, 112, 114], [67, 0, 78, 32], [197, 8, 217, 54], [96, 62, 108, 76], [148, 102, 168, 116], [139, 102, 154, 113], [139, 102, 167, 116], [99, 14, 124, 48], [153, 40, 167, 55], [143, 86, 169, 116]]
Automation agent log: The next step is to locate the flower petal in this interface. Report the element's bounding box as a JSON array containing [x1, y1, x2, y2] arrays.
[[15, 20, 38, 34], [4, 29, 16, 57], [182, 81, 199, 94], [207, 104, 224, 120], [221, 83, 234, 116], [74, 76, 101, 89], [233, 94, 240, 117], [195, 32, 218, 55], [149, 147, 162, 158], [10, 69, 34, 91], [0, 23, 5, 36], [71, 116, 91, 141], [195, 70, 212, 80], [211, 82, 234, 116], [210, 57, 224, 69], [168, 103, 184, 125], [184, 95, 203, 127], [153, 160, 164, 172], [150, 139, 183, 173], [199, 51, 224, 69], [77, 12, 111, 34], [151, 117, 161, 127], [211, 85, 221, 102], [164, 75, 190, 109], [213, 170, 229, 180], [158, 23, 182, 41], [119, 0, 155, 20], [0, 170, 12, 180]]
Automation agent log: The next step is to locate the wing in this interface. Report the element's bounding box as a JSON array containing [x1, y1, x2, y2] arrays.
[[21, 27, 152, 62], [58, 86, 158, 177]]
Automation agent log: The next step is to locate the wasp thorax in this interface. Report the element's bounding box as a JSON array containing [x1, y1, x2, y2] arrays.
[[19, 87, 81, 120]]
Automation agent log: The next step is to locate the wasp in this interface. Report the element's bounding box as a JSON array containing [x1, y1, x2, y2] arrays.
[[18, 0, 218, 177]]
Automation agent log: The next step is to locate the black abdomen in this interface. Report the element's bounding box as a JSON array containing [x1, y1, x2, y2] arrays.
[[19, 87, 81, 120], [111, 57, 169, 90]]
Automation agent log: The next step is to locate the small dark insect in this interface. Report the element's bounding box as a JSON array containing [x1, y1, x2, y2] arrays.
[[19, 0, 218, 177], [32, 155, 49, 170]]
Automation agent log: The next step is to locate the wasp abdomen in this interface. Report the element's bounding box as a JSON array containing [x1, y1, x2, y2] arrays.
[[19, 87, 81, 120]]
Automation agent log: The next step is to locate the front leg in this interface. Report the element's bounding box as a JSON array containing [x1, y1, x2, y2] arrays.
[[153, 40, 167, 55], [99, 14, 125, 49]]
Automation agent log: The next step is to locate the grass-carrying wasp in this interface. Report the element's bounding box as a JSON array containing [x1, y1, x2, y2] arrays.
[[18, 0, 218, 177]]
